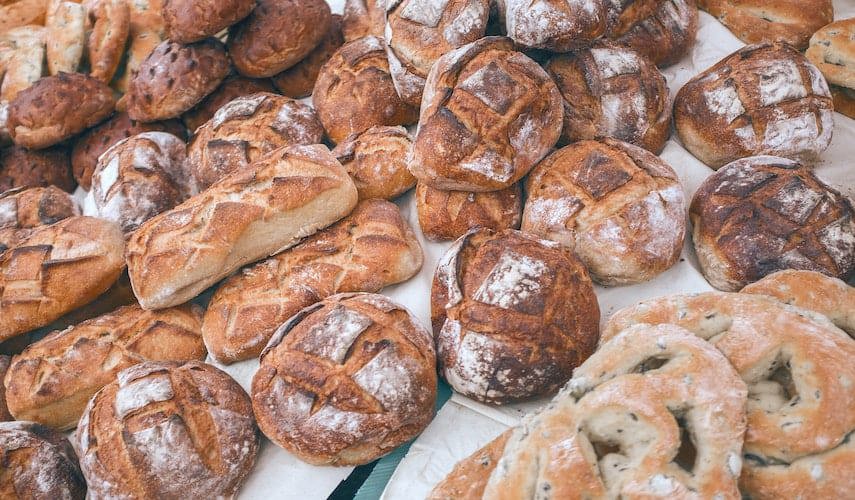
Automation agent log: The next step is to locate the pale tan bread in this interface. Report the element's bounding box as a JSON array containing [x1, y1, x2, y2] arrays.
[[522, 140, 685, 285], [0, 356, 10, 421], [45, 1, 85, 75], [187, 92, 325, 191], [432, 228, 600, 403], [416, 182, 522, 242], [0, 26, 45, 102], [690, 156, 855, 291], [806, 18, 855, 91], [604, 292, 855, 499], [0, 145, 74, 192], [84, 132, 192, 233], [271, 14, 345, 100], [545, 43, 672, 153], [331, 125, 416, 200], [411, 37, 562, 192], [432, 324, 747, 499], [342, 0, 385, 41], [741, 269, 855, 337], [0, 185, 80, 253], [127, 144, 358, 310], [385, 0, 490, 107], [698, 0, 833, 50], [0, 421, 86, 499], [76, 361, 259, 498], [5, 303, 205, 430], [203, 199, 423, 364], [313, 36, 418, 144], [252, 293, 436, 465], [503, 0, 612, 52], [162, 0, 255, 44], [87, 0, 130, 83], [113, 0, 167, 94], [607, 0, 699, 67], [182, 75, 275, 133], [674, 42, 834, 168], [0, 216, 124, 341], [0, 0, 48, 35]]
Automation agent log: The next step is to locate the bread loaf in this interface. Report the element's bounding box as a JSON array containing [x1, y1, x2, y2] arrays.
[[503, 0, 612, 52], [182, 75, 276, 133], [203, 199, 422, 363], [162, 0, 255, 44], [0, 26, 45, 102], [607, 0, 698, 67], [87, 0, 130, 83], [0, 145, 74, 193], [832, 86, 855, 119], [331, 126, 416, 200], [45, 1, 85, 75], [342, 0, 385, 41], [112, 0, 168, 94], [698, 0, 832, 50], [806, 18, 855, 120], [0, 102, 10, 146], [416, 182, 522, 241], [272, 14, 345, 99], [127, 144, 358, 310], [0, 356, 11, 421], [0, 0, 49, 35], [252, 293, 436, 465], [0, 216, 125, 341], [0, 185, 79, 253]]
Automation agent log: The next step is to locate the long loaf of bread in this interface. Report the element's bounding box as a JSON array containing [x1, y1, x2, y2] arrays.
[[127, 144, 358, 310]]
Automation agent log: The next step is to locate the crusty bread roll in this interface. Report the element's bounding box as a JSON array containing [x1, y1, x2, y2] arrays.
[[342, 0, 385, 41], [831, 85, 855, 119], [607, 0, 698, 67], [87, 0, 130, 83], [698, 0, 832, 50], [112, 0, 167, 94], [0, 185, 79, 253], [432, 229, 600, 404], [5, 304, 206, 430], [272, 14, 344, 99], [0, 216, 125, 341], [203, 199, 422, 363], [0, 145, 74, 193], [45, 1, 86, 75], [331, 125, 416, 200], [0, 26, 45, 102], [0, 421, 86, 500], [252, 293, 436, 465], [416, 182, 522, 242], [162, 0, 255, 44], [675, 42, 834, 168], [0, 0, 49, 35], [182, 75, 275, 133], [187, 92, 325, 190], [503, 0, 612, 52], [545, 43, 671, 153], [690, 156, 855, 291], [807, 18, 855, 119], [127, 144, 358, 310], [76, 361, 259, 499]]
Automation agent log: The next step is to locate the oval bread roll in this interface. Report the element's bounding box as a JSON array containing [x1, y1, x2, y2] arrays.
[[0, 185, 80, 253]]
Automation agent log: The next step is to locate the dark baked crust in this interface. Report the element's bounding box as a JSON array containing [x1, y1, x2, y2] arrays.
[[331, 125, 416, 200], [0, 421, 86, 499], [0, 356, 9, 421], [228, 0, 332, 78], [607, 0, 699, 67], [182, 75, 275, 133], [416, 182, 522, 241], [271, 14, 344, 99], [163, 0, 256, 44], [832, 85, 855, 120], [0, 186, 79, 253], [7, 72, 115, 150], [0, 145, 74, 193]]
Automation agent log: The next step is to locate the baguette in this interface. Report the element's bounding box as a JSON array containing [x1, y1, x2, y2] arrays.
[[127, 144, 358, 310]]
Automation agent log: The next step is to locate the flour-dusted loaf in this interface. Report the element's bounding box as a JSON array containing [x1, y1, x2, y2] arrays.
[[127, 144, 358, 310], [545, 43, 671, 153], [203, 199, 421, 363], [416, 182, 522, 241], [0, 421, 86, 500], [690, 156, 855, 291], [76, 361, 259, 499], [503, 0, 612, 52], [0, 185, 79, 253], [331, 126, 416, 200], [182, 75, 276, 133], [385, 0, 490, 107], [87, 0, 130, 83], [411, 36, 562, 192], [342, 0, 385, 41], [522, 139, 685, 285], [807, 18, 855, 120], [162, 0, 255, 43], [272, 14, 345, 99], [675, 42, 834, 168], [0, 145, 74, 193], [252, 293, 436, 465], [5, 304, 206, 430], [432, 229, 599, 403], [607, 0, 698, 67], [0, 216, 125, 341], [187, 92, 325, 190]]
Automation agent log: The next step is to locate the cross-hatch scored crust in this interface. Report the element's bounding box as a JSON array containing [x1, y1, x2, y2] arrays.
[[607, 0, 698, 67]]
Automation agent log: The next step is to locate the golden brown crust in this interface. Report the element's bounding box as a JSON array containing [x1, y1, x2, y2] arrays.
[[331, 125, 416, 200], [162, 0, 255, 44], [0, 356, 11, 421], [76, 361, 259, 498], [228, 0, 332, 78], [690, 156, 855, 291], [203, 199, 422, 363], [87, 0, 130, 83], [252, 293, 436, 465], [416, 182, 522, 242], [674, 42, 834, 168], [607, 0, 699, 67], [503, 0, 612, 52], [432, 228, 600, 404], [342, 0, 385, 41], [0, 0, 48, 35], [8, 72, 115, 150], [428, 430, 512, 500], [182, 75, 275, 133], [831, 85, 855, 119], [806, 18, 855, 91], [411, 37, 562, 191], [271, 14, 344, 99], [0, 186, 79, 253], [0, 145, 74, 193], [112, 0, 167, 94]]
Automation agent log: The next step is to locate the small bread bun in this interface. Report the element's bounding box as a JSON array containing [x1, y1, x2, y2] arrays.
[[162, 0, 256, 44], [698, 0, 832, 50], [332, 125, 416, 200], [607, 0, 698, 67], [0, 421, 86, 499], [182, 75, 276, 133], [416, 182, 522, 242], [271, 14, 345, 99], [0, 145, 74, 193], [342, 0, 385, 41]]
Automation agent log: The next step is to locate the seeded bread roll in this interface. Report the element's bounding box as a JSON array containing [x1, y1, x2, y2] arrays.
[[0, 0, 50, 35], [87, 0, 130, 83], [272, 14, 344, 99], [252, 293, 436, 465], [503, 0, 612, 52], [607, 0, 698, 67], [45, 1, 86, 75], [0, 186, 79, 253], [331, 126, 416, 200], [313, 36, 418, 144], [674, 42, 834, 168], [342, 0, 385, 41], [162, 0, 255, 44], [112, 0, 168, 94], [416, 182, 522, 242], [0, 145, 74, 193], [187, 92, 325, 190], [806, 18, 855, 120], [0, 26, 45, 102], [76, 361, 259, 499], [182, 75, 275, 133]]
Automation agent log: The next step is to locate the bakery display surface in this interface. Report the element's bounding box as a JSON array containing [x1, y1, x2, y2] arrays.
[[0, 0, 853, 499]]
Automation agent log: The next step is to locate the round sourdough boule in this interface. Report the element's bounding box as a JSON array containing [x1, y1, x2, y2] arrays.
[[272, 14, 344, 99], [384, 0, 490, 107], [7, 72, 115, 150], [182, 75, 276, 133], [522, 139, 686, 285], [313, 36, 418, 144], [122, 39, 230, 123], [331, 125, 416, 200], [76, 361, 259, 499], [162, 0, 256, 44], [0, 145, 74, 192], [251, 293, 436, 466], [545, 43, 671, 153], [411, 36, 562, 192], [674, 42, 834, 169], [690, 155, 855, 291], [228, 0, 332, 78], [503, 0, 612, 52], [607, 0, 698, 67], [71, 112, 186, 190], [432, 228, 600, 404], [416, 182, 522, 241], [0, 421, 86, 499], [187, 92, 325, 190], [342, 0, 385, 41]]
